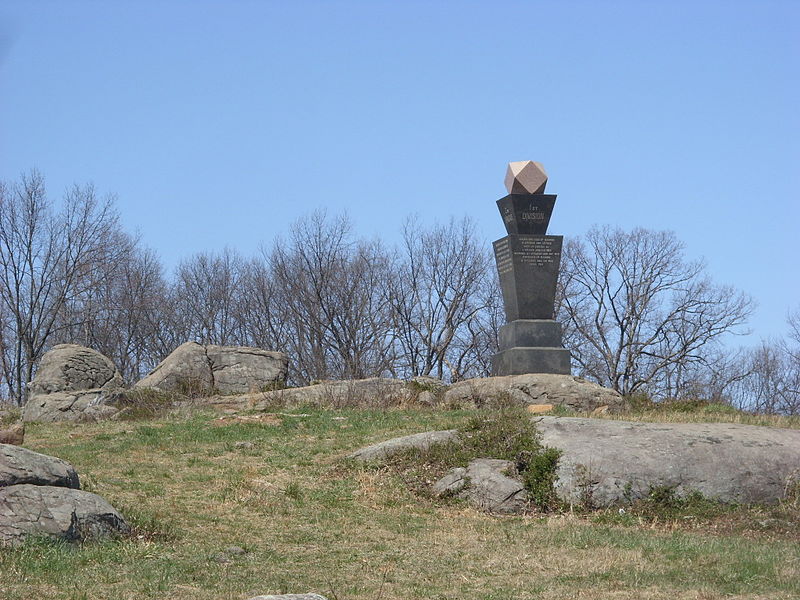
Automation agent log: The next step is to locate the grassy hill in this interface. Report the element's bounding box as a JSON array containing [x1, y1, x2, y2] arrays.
[[1, 403, 798, 600]]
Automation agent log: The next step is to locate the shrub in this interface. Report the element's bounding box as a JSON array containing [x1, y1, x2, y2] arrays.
[[383, 406, 562, 511]]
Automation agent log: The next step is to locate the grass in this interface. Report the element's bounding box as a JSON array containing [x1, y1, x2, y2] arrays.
[[0, 405, 798, 600], [568, 396, 800, 429]]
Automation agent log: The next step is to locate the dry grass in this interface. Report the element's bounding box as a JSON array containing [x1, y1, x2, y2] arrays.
[[1, 407, 798, 600]]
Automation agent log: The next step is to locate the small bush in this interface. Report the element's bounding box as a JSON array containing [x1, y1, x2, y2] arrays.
[[117, 504, 179, 542], [383, 406, 562, 511], [111, 388, 179, 421], [0, 407, 22, 427]]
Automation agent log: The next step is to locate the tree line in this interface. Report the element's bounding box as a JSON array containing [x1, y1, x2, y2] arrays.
[[1, 171, 797, 413]]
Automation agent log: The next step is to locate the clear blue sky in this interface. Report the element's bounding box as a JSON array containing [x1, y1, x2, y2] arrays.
[[1, 1, 798, 344]]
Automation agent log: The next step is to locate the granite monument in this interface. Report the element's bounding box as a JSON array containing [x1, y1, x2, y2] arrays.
[[492, 161, 572, 375]]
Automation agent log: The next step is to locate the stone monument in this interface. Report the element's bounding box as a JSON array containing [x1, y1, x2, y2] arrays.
[[491, 161, 572, 375]]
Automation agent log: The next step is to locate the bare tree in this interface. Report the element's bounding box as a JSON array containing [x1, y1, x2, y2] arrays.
[[0, 172, 129, 404], [55, 244, 170, 383], [388, 216, 491, 381], [558, 226, 754, 397], [171, 248, 246, 346], [269, 211, 394, 384]]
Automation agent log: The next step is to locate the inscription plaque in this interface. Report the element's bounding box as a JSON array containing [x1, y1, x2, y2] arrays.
[[494, 234, 562, 321]]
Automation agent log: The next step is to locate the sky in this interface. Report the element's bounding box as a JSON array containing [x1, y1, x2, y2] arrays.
[[0, 1, 798, 344]]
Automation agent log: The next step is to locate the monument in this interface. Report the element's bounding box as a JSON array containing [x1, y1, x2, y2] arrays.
[[491, 161, 572, 376]]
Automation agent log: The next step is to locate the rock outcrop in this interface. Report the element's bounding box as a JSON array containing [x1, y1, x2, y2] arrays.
[[248, 595, 329, 600], [1, 444, 80, 489], [135, 342, 288, 395], [535, 416, 800, 506], [0, 484, 129, 545], [349, 429, 458, 462], [23, 344, 124, 423], [443, 374, 625, 413], [204, 377, 413, 411], [433, 458, 528, 513], [0, 443, 129, 546], [352, 416, 800, 511]]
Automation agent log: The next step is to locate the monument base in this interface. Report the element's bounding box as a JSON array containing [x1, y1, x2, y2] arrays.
[[492, 319, 572, 376], [491, 347, 572, 376]]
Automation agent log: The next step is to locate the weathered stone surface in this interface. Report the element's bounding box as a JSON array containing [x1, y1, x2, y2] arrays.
[[504, 160, 548, 195], [0, 484, 129, 546], [359, 416, 800, 512], [204, 377, 413, 411], [23, 390, 121, 423], [349, 429, 458, 462], [248, 595, 328, 600], [0, 423, 24, 445], [135, 342, 212, 392], [24, 344, 124, 423], [443, 374, 625, 412], [28, 344, 122, 396], [536, 416, 800, 506], [135, 342, 288, 395], [435, 458, 528, 513], [1, 443, 80, 489]]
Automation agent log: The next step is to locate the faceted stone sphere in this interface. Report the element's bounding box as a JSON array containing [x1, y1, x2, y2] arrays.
[[504, 160, 548, 195]]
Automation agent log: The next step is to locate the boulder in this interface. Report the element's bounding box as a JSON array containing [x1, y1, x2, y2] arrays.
[[443, 374, 624, 413], [135, 342, 288, 395], [349, 429, 458, 462], [1, 443, 80, 489], [0, 484, 129, 546], [0, 423, 24, 445], [23, 344, 124, 423], [248, 595, 328, 600], [535, 416, 800, 506], [434, 458, 528, 513]]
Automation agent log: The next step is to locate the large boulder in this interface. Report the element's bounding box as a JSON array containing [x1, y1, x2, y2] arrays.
[[535, 416, 800, 506], [135, 342, 288, 395], [443, 374, 625, 413], [0, 443, 129, 546], [354, 417, 800, 510], [1, 444, 79, 489], [23, 344, 124, 423], [0, 484, 129, 546]]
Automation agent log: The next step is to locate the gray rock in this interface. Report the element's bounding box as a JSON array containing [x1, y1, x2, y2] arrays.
[[0, 484, 130, 546], [443, 374, 625, 412], [135, 342, 287, 395], [248, 596, 328, 600], [23, 344, 124, 423], [203, 377, 414, 411], [1, 443, 80, 489], [349, 429, 458, 462], [431, 467, 467, 496], [23, 390, 121, 423], [435, 459, 528, 513], [28, 344, 122, 396], [535, 416, 800, 506]]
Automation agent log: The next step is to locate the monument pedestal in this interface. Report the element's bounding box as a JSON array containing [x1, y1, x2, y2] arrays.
[[491, 319, 571, 376]]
